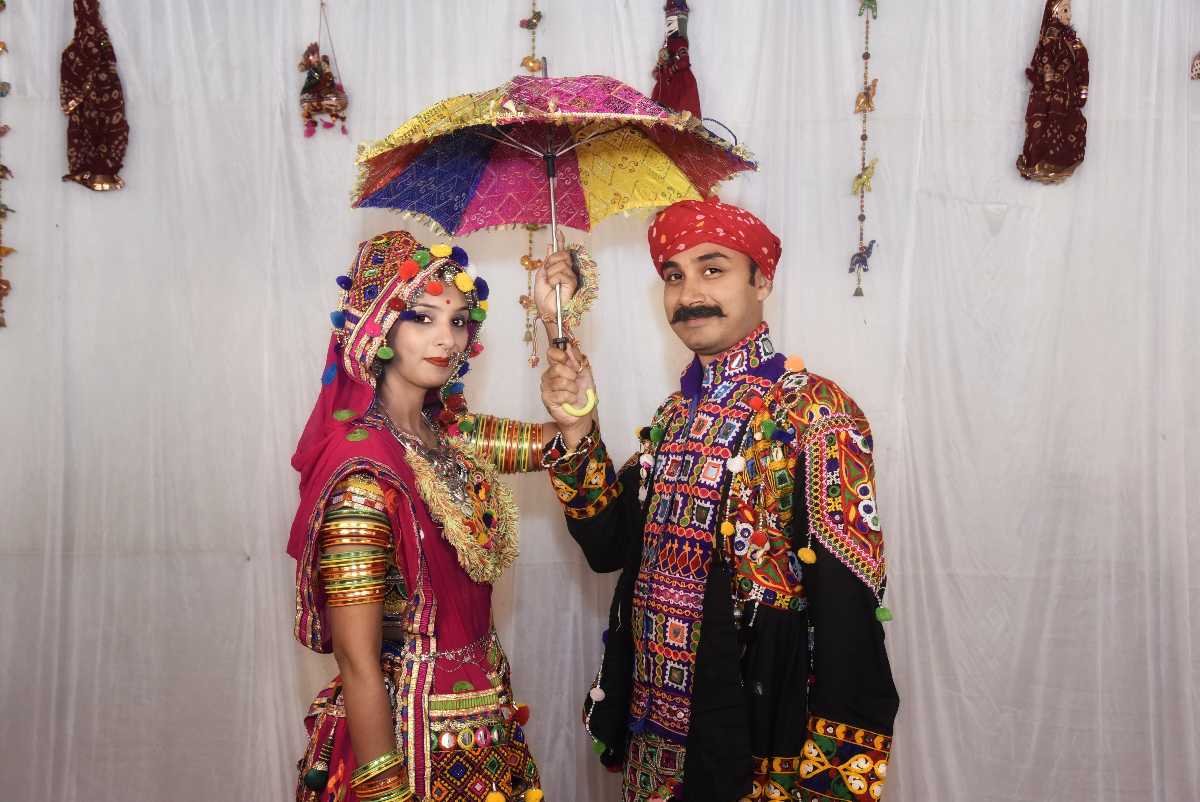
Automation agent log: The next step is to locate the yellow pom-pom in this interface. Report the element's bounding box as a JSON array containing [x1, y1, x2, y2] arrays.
[[720, 521, 735, 537], [798, 547, 817, 564], [485, 791, 507, 802], [430, 243, 453, 258], [478, 300, 489, 311], [785, 355, 806, 372], [524, 791, 544, 802], [453, 272, 475, 293]]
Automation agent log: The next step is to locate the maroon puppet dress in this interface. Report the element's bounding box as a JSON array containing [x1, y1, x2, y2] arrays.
[[1017, 0, 1089, 184], [60, 0, 129, 191]]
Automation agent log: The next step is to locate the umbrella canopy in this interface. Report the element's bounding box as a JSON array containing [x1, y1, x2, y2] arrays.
[[352, 74, 756, 236]]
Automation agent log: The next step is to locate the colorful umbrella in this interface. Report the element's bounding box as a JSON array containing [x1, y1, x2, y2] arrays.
[[352, 74, 755, 241]]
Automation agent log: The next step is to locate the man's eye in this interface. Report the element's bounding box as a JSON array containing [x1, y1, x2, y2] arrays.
[[704, 267, 723, 277], [666, 272, 683, 282]]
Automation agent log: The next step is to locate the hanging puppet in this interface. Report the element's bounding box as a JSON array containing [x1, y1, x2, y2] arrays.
[[651, 0, 701, 118], [1017, 0, 1089, 184], [60, 0, 129, 191], [298, 1, 348, 137]]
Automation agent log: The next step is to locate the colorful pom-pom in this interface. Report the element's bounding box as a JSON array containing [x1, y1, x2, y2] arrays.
[[453, 272, 475, 293], [429, 243, 452, 258], [376, 345, 395, 361], [399, 259, 420, 280], [771, 428, 794, 443], [321, 363, 337, 385], [412, 249, 431, 267], [470, 342, 485, 356], [470, 307, 487, 322], [592, 740, 608, 755], [399, 310, 418, 321], [720, 521, 736, 536], [589, 686, 606, 702], [875, 606, 894, 623], [524, 790, 544, 802], [458, 417, 476, 434], [458, 362, 470, 377], [335, 275, 352, 290], [726, 455, 746, 473], [450, 246, 469, 266], [363, 321, 382, 337], [761, 420, 777, 438], [474, 277, 490, 301], [485, 790, 506, 802], [649, 426, 665, 443], [448, 382, 465, 395], [747, 394, 765, 411], [785, 355, 806, 372], [426, 280, 445, 296], [798, 547, 817, 565], [478, 300, 489, 312], [330, 311, 346, 329]]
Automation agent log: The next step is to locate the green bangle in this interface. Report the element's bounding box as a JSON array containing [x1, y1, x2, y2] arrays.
[[350, 749, 404, 787]]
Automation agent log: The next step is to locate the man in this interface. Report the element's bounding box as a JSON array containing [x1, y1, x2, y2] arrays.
[[537, 198, 898, 802]]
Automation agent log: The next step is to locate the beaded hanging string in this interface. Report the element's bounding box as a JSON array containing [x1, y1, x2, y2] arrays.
[[518, 224, 546, 367], [850, 1, 879, 297], [0, 6, 11, 328], [518, 0, 546, 75]]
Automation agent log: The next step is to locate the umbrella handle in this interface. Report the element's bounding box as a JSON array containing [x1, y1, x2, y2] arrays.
[[562, 388, 597, 418]]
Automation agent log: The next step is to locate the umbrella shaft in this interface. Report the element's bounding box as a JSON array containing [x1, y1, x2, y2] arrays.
[[545, 153, 565, 346]]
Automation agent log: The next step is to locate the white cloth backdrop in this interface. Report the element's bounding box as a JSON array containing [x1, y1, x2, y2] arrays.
[[1, 1, 1197, 800]]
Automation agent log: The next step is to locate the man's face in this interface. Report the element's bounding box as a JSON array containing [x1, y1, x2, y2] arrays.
[[661, 242, 772, 357]]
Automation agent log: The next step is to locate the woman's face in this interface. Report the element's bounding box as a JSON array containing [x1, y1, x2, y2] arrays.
[[384, 284, 471, 391]]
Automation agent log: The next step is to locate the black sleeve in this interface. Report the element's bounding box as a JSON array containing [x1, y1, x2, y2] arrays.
[[564, 460, 644, 574]]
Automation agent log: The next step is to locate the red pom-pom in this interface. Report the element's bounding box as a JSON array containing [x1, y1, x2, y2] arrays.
[[470, 342, 485, 356], [513, 704, 531, 726], [399, 260, 420, 280], [426, 280, 445, 296], [746, 394, 765, 411]]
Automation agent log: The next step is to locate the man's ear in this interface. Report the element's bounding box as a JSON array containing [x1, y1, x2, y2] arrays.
[[756, 274, 774, 302]]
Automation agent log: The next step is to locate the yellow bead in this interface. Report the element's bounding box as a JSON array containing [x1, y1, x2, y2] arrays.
[[799, 547, 817, 564], [453, 272, 475, 293], [430, 243, 453, 258], [720, 521, 735, 536]]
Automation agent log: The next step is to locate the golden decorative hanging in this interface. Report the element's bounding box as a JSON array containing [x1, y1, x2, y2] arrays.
[[518, 0, 546, 75], [850, 1, 879, 298]]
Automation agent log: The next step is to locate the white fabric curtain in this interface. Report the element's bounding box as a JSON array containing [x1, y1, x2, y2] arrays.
[[1, 1, 1197, 800]]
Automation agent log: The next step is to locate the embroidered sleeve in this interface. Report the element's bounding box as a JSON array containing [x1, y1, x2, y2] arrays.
[[318, 471, 393, 608], [795, 413, 886, 611], [457, 413, 546, 474], [543, 424, 621, 520], [797, 717, 891, 802]]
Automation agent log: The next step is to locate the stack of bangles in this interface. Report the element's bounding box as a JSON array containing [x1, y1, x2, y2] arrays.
[[350, 750, 410, 802], [464, 415, 544, 474], [318, 548, 389, 607]]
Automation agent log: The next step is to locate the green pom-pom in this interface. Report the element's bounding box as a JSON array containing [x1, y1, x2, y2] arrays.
[[302, 767, 329, 791], [470, 307, 487, 322], [346, 428, 369, 442], [649, 426, 664, 443], [412, 249, 431, 267], [332, 409, 356, 422], [874, 605, 893, 623], [376, 345, 395, 361], [761, 419, 777, 438], [458, 417, 476, 434], [591, 739, 607, 755]]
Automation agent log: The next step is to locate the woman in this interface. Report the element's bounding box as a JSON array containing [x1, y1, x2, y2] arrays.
[[289, 230, 583, 802]]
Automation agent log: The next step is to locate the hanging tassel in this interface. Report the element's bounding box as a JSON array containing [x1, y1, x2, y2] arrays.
[[651, 1, 702, 117]]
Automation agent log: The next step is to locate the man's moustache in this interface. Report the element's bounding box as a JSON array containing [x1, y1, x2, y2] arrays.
[[672, 305, 725, 323]]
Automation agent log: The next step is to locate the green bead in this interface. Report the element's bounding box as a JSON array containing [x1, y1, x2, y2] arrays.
[[376, 345, 395, 361], [332, 409, 356, 422], [346, 428, 369, 442], [875, 605, 893, 623], [649, 426, 664, 443], [302, 767, 329, 791], [412, 249, 431, 267], [591, 739, 607, 755], [470, 307, 487, 322], [458, 417, 476, 434], [761, 420, 777, 438]]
